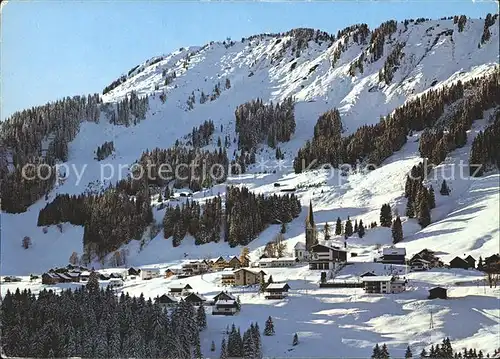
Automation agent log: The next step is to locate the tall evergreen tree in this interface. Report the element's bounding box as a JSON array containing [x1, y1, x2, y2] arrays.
[[323, 222, 331, 241], [440, 180, 450, 195], [345, 217, 353, 237], [380, 343, 390, 359], [392, 216, 403, 244], [428, 185, 436, 209], [86, 271, 100, 293], [264, 316, 275, 336], [380, 204, 393, 227], [220, 338, 227, 359], [358, 220, 366, 238], [335, 217, 342, 235], [405, 345, 413, 358], [372, 344, 381, 359], [405, 199, 415, 218], [417, 190, 431, 228], [197, 304, 207, 330]]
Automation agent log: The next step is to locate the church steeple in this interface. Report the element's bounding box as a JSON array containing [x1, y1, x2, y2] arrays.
[[306, 199, 315, 228], [305, 200, 317, 251]]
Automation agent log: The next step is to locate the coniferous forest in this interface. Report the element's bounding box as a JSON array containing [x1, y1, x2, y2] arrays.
[[469, 110, 500, 176], [37, 186, 153, 262], [1, 95, 101, 213], [235, 97, 295, 152], [294, 69, 499, 173], [1, 286, 207, 359], [163, 186, 301, 248], [136, 146, 230, 191]]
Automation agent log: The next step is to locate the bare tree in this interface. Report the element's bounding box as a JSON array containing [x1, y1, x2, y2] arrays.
[[69, 252, 80, 265], [275, 233, 287, 258]]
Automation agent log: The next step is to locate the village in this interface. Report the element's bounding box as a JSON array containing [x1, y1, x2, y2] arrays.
[[4, 202, 499, 320], [2, 202, 500, 358]]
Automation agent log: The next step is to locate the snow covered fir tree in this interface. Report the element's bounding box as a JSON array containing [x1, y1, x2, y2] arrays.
[[2, 5, 500, 358]]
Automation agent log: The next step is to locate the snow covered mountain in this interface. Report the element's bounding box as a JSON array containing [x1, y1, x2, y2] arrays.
[[2, 16, 499, 274], [2, 14, 500, 359]]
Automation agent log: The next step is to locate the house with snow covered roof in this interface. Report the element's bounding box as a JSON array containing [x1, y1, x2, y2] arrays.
[[265, 282, 291, 299], [257, 257, 297, 268], [309, 244, 347, 270], [155, 294, 179, 309], [184, 292, 206, 304], [294, 242, 310, 261], [379, 247, 406, 264], [169, 283, 193, 296], [212, 299, 239, 315], [212, 291, 236, 302]]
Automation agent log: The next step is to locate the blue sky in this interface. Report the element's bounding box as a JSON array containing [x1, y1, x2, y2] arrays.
[[1, 0, 497, 119]]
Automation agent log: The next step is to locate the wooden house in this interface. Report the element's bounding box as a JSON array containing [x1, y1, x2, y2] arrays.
[[57, 273, 73, 283], [67, 272, 81, 282], [228, 256, 242, 269], [212, 299, 239, 315], [428, 286, 447, 299], [184, 292, 207, 305], [411, 249, 443, 268], [42, 273, 60, 285], [169, 283, 193, 296], [309, 244, 347, 270], [410, 258, 430, 271], [155, 294, 179, 309], [128, 267, 141, 276], [465, 255, 476, 269], [80, 271, 91, 281], [483, 254, 500, 273], [380, 247, 406, 265], [449, 256, 471, 269], [212, 291, 236, 302], [212, 256, 227, 271], [98, 273, 110, 281], [265, 283, 290, 299], [164, 268, 183, 278]]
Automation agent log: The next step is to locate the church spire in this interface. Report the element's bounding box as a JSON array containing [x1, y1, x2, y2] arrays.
[[305, 199, 317, 251], [306, 199, 315, 227]]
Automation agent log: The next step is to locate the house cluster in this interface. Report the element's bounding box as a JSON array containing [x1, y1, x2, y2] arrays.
[[42, 266, 126, 286], [162, 256, 246, 280], [155, 288, 241, 316], [282, 202, 349, 270]]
